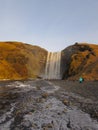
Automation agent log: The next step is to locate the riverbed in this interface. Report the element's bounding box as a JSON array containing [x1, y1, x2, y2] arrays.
[[0, 79, 98, 130]]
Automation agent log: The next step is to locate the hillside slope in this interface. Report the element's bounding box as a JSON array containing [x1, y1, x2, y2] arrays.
[[61, 43, 98, 81], [0, 42, 98, 81], [0, 42, 47, 80]]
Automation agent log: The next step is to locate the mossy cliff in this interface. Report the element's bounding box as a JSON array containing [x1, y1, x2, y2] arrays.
[[61, 43, 98, 81], [0, 41, 98, 81], [0, 42, 47, 80]]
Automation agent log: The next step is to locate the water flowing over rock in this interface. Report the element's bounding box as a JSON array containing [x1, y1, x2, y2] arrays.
[[44, 52, 61, 79]]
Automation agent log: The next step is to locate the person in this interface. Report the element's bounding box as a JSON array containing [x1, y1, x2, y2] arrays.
[[79, 77, 83, 83]]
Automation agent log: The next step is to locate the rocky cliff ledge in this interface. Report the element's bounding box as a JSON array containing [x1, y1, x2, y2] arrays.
[[0, 42, 47, 80], [61, 43, 98, 81]]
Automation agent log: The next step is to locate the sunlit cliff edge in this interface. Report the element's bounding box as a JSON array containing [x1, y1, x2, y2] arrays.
[[0, 41, 47, 80], [61, 43, 98, 81], [0, 41, 98, 81]]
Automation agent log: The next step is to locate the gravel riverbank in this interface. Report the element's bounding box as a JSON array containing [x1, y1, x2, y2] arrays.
[[0, 79, 98, 130], [50, 80, 98, 101]]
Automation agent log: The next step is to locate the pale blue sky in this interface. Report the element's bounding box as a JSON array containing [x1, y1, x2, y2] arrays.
[[0, 0, 98, 51]]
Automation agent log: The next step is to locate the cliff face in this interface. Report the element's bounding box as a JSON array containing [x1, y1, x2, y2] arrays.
[[61, 43, 98, 81], [0, 42, 47, 80], [0, 41, 98, 81]]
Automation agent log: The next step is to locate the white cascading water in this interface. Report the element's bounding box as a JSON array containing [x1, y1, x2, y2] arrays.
[[44, 52, 61, 79]]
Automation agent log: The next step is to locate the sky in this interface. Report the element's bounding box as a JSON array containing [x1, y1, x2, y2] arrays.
[[0, 0, 98, 51]]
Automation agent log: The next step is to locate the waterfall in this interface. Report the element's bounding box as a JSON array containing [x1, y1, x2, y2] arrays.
[[44, 52, 61, 79]]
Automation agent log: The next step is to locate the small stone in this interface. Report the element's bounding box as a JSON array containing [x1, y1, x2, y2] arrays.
[[32, 123, 38, 129], [36, 86, 41, 90], [41, 98, 46, 103], [43, 127, 48, 130], [57, 112, 61, 115], [36, 98, 42, 103], [42, 123, 53, 129], [28, 112, 33, 115], [42, 93, 48, 98], [46, 103, 52, 109], [21, 120, 31, 127], [47, 123, 53, 128], [63, 99, 69, 105], [63, 108, 67, 113]]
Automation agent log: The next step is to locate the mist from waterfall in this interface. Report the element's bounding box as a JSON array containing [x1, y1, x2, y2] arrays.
[[44, 52, 61, 79]]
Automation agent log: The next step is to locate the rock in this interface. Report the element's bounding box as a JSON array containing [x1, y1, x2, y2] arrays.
[[45, 103, 52, 109], [42, 123, 53, 129], [42, 93, 48, 98], [36, 98, 42, 103], [63, 99, 69, 106], [36, 86, 41, 90], [63, 108, 67, 113], [32, 123, 38, 129], [21, 120, 31, 127]]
